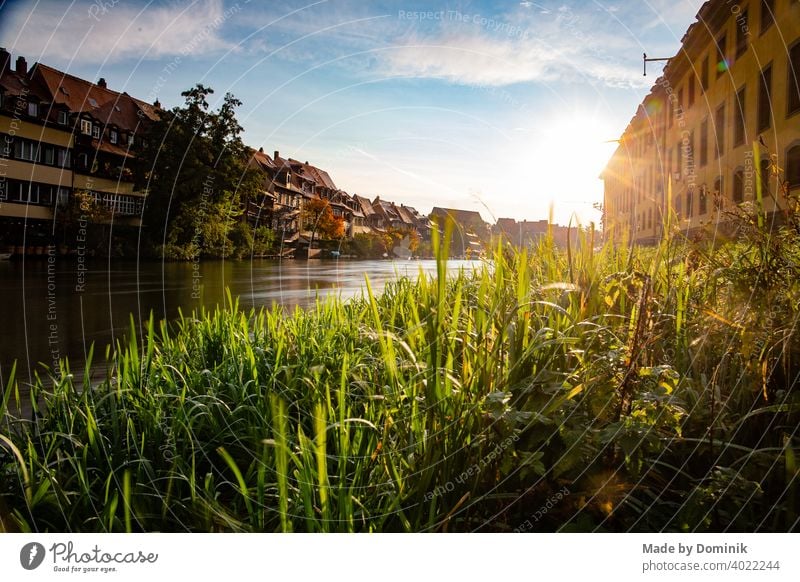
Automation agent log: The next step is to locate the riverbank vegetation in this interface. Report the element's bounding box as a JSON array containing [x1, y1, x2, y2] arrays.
[[1, 203, 799, 532]]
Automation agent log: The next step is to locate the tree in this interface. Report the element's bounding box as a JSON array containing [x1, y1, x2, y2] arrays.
[[302, 197, 345, 246], [139, 85, 263, 259]]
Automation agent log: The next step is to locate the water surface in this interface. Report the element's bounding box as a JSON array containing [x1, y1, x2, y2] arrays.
[[0, 258, 480, 386]]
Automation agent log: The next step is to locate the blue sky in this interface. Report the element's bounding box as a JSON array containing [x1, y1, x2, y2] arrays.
[[0, 0, 704, 224]]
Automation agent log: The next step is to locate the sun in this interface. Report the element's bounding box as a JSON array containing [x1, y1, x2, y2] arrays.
[[520, 110, 619, 226]]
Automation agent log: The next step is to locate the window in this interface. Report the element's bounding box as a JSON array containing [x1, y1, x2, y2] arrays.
[[81, 119, 92, 135], [44, 146, 55, 165], [686, 188, 694, 217], [14, 183, 40, 204], [715, 103, 726, 158], [788, 145, 800, 189], [736, 10, 749, 59], [714, 176, 725, 210], [758, 64, 772, 132], [717, 35, 728, 78], [678, 88, 684, 112], [110, 129, 118, 144], [734, 86, 746, 146], [668, 97, 675, 128], [700, 119, 708, 167], [58, 110, 68, 125], [733, 170, 744, 203], [789, 41, 800, 117], [27, 102, 38, 117], [58, 149, 70, 168], [92, 125, 100, 139], [701, 55, 709, 91], [760, 0, 774, 35], [699, 186, 708, 214], [13, 140, 40, 162], [688, 75, 696, 107], [760, 158, 771, 195], [57, 188, 69, 207]]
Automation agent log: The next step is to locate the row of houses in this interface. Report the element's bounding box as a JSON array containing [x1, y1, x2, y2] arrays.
[[246, 147, 433, 249], [0, 48, 157, 249], [0, 49, 571, 258], [602, 0, 800, 244]]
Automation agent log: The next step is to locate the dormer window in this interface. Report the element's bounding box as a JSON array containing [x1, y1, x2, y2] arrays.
[[81, 119, 92, 135], [58, 110, 68, 125], [27, 102, 38, 117], [92, 125, 100, 139], [110, 129, 118, 144]]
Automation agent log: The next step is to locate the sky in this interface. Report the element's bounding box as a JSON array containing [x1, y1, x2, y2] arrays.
[[0, 0, 705, 225]]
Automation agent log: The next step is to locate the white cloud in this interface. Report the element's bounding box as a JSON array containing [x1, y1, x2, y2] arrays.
[[380, 30, 650, 89], [0, 0, 235, 64]]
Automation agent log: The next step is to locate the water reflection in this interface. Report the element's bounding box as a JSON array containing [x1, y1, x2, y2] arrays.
[[0, 258, 480, 384]]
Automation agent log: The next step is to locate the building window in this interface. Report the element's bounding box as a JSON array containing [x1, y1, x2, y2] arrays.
[[58, 149, 70, 168], [81, 119, 92, 135], [734, 86, 746, 146], [686, 188, 694, 218], [760, 0, 774, 35], [92, 125, 100, 139], [699, 186, 708, 214], [760, 158, 772, 195], [13, 140, 40, 162], [733, 170, 744, 203], [44, 146, 55, 165], [789, 41, 800, 117], [58, 110, 68, 125], [27, 102, 38, 117], [736, 10, 749, 59], [701, 55, 709, 91], [787, 145, 800, 190], [715, 103, 726, 158], [110, 129, 118, 144], [700, 119, 708, 167], [758, 64, 772, 132], [716, 35, 728, 77], [688, 75, 696, 107]]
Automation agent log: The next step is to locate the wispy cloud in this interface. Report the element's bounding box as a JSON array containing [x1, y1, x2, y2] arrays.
[[0, 0, 235, 64], [381, 31, 648, 88]]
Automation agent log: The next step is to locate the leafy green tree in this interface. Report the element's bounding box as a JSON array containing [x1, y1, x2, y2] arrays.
[[140, 85, 262, 259]]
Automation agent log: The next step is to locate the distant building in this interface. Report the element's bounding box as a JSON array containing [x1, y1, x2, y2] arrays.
[[429, 207, 489, 257], [602, 0, 800, 244]]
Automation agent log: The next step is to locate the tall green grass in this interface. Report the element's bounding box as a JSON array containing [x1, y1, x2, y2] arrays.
[[0, 208, 798, 532]]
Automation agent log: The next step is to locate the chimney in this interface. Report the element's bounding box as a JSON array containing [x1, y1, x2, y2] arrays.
[[15, 56, 27, 75], [258, 147, 264, 153], [273, 150, 279, 160], [0, 48, 9, 76], [97, 77, 107, 88], [153, 99, 161, 108]]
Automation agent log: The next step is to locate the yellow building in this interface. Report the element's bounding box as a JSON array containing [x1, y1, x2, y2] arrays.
[[602, 0, 800, 244], [0, 49, 157, 252]]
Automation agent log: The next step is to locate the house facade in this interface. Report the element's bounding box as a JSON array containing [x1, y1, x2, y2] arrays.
[[0, 49, 157, 252], [602, 0, 800, 244]]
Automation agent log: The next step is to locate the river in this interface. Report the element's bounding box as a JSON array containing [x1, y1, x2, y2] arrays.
[[0, 257, 480, 388]]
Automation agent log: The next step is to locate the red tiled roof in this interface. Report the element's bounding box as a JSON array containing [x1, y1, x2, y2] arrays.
[[32, 63, 158, 131]]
